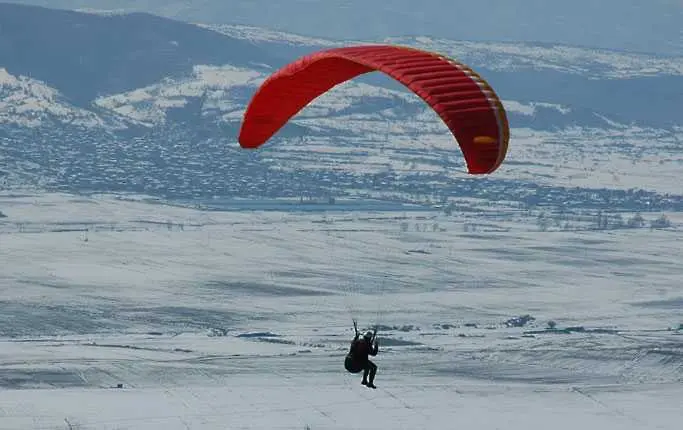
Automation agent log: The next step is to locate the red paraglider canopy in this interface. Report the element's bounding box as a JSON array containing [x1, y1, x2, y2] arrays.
[[238, 45, 509, 174]]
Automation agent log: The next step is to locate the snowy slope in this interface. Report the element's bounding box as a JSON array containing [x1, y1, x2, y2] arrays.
[[0, 192, 681, 428], [383, 36, 683, 78], [199, 23, 344, 49], [0, 375, 680, 429], [94, 65, 264, 126], [208, 24, 683, 79], [0, 68, 115, 129]]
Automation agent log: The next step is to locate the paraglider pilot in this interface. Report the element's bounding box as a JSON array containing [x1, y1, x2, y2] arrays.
[[345, 319, 379, 388]]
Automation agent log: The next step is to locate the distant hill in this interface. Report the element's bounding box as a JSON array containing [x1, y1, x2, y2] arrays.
[[1, 3, 682, 212], [9, 0, 683, 55], [0, 2, 276, 105]]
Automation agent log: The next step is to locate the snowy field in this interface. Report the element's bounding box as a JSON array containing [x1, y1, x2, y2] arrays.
[[0, 192, 681, 429]]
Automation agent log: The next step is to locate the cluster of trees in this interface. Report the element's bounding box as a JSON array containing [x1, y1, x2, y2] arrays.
[[536, 210, 672, 232], [400, 221, 445, 233]]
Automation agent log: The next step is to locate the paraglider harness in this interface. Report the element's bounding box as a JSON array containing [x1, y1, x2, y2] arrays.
[[344, 319, 378, 374]]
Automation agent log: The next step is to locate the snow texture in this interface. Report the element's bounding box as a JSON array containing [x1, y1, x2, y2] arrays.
[[0, 192, 681, 429], [94, 65, 264, 126], [0, 69, 110, 129]]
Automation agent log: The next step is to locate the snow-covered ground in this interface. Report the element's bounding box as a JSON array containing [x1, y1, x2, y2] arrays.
[[0, 68, 115, 129], [206, 24, 683, 79], [0, 192, 681, 429]]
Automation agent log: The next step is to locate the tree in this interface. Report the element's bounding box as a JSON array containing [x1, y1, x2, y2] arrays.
[[627, 213, 645, 228], [537, 212, 550, 231], [650, 214, 671, 229]]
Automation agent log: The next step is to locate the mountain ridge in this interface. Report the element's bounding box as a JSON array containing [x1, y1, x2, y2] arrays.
[[0, 4, 681, 212], [8, 0, 683, 55]]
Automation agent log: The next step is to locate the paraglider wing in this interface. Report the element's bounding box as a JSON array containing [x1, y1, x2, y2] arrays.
[[238, 45, 509, 174]]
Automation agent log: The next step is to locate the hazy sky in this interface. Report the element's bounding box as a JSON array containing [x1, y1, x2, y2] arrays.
[[8, 0, 683, 55]]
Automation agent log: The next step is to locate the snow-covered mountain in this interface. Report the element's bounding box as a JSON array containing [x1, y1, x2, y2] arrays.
[[0, 68, 111, 129], [12, 0, 683, 55], [1, 3, 682, 211], [206, 24, 683, 129], [93, 65, 264, 127], [211, 24, 683, 79]]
